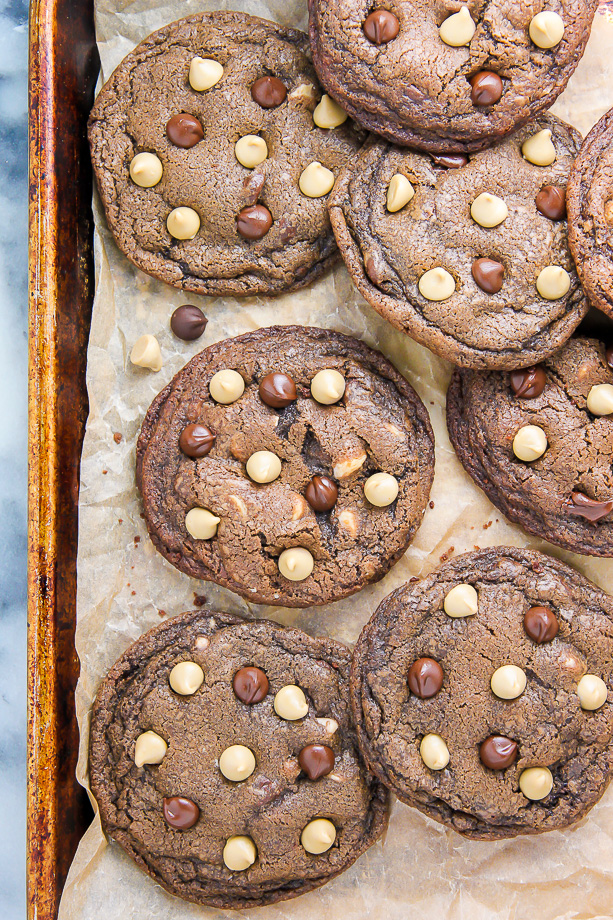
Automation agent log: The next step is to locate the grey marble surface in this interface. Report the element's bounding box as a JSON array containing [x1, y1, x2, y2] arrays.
[[0, 0, 29, 918]]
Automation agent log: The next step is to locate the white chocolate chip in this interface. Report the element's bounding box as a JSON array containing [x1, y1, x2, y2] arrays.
[[522, 129, 556, 166], [490, 664, 527, 700], [289, 82, 316, 105], [129, 152, 163, 188], [278, 547, 314, 581], [130, 334, 162, 372], [185, 508, 220, 540], [194, 636, 210, 650], [577, 674, 608, 711], [334, 452, 367, 480], [313, 94, 348, 128], [512, 425, 548, 462], [439, 6, 475, 46], [169, 660, 204, 695], [300, 818, 336, 854], [387, 174, 415, 212], [219, 744, 256, 781], [299, 162, 335, 198], [134, 730, 167, 767], [223, 835, 257, 871], [229, 495, 248, 518], [338, 509, 358, 537], [189, 57, 223, 91], [418, 267, 455, 301], [529, 11, 564, 49], [470, 192, 508, 228], [316, 717, 339, 734], [364, 472, 399, 507], [311, 369, 346, 404], [274, 685, 309, 720], [443, 583, 478, 618], [292, 496, 308, 521], [246, 450, 282, 484], [420, 733, 450, 770], [209, 369, 245, 404], [519, 766, 553, 800], [587, 384, 613, 416], [235, 135, 268, 169], [167, 206, 200, 240], [536, 265, 570, 299], [383, 422, 405, 437]]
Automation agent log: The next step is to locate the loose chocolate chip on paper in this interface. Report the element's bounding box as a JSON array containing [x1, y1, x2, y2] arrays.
[[171, 304, 208, 341]]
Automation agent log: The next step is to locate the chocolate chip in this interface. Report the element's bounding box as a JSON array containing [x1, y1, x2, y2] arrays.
[[472, 258, 504, 294], [179, 423, 216, 458], [535, 185, 566, 221], [259, 372, 297, 408], [565, 491, 613, 523], [363, 9, 400, 44], [233, 666, 269, 704], [251, 76, 287, 108], [166, 113, 204, 148], [407, 657, 444, 699], [305, 475, 338, 512], [523, 606, 559, 644], [469, 72, 503, 106], [606, 343, 613, 369], [241, 173, 266, 207], [479, 735, 518, 770], [430, 153, 469, 169], [510, 365, 547, 399], [170, 304, 208, 341], [163, 796, 200, 829], [298, 743, 335, 780], [236, 205, 273, 240]]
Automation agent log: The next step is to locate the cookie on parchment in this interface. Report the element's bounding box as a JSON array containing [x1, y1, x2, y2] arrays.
[[88, 11, 364, 297], [330, 116, 587, 369], [446, 336, 613, 556], [90, 611, 389, 909], [136, 326, 435, 608], [350, 547, 613, 840]]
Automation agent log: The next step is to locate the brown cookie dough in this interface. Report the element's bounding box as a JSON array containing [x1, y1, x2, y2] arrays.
[[90, 611, 389, 909], [350, 547, 613, 839], [308, 0, 598, 152], [330, 117, 588, 369], [137, 326, 435, 607], [88, 12, 364, 297], [446, 337, 613, 556], [567, 106, 613, 319]]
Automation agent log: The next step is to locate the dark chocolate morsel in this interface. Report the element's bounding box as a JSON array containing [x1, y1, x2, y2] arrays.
[[407, 657, 444, 699], [472, 258, 504, 294], [363, 9, 400, 44], [535, 185, 567, 221], [179, 423, 216, 458], [233, 666, 269, 704], [251, 76, 287, 108], [479, 735, 518, 770], [236, 205, 273, 240], [259, 372, 297, 408], [565, 491, 613, 523], [523, 606, 559, 644], [171, 304, 208, 341], [510, 365, 547, 399], [430, 153, 469, 169], [469, 71, 503, 106], [166, 113, 204, 148], [305, 475, 338, 512], [298, 743, 335, 780], [163, 796, 200, 829]]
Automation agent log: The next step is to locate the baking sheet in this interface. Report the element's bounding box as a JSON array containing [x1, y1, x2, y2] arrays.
[[59, 3, 613, 918]]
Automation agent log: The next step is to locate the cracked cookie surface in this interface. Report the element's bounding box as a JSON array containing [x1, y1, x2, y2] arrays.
[[350, 547, 613, 839], [90, 611, 388, 909]]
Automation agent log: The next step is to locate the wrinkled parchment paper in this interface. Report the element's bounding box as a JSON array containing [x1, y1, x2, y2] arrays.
[[58, 4, 613, 918]]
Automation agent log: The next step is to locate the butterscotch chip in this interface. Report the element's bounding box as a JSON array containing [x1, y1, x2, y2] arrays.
[[522, 129, 556, 167], [299, 162, 335, 198], [438, 6, 475, 47], [131, 334, 162, 372], [386, 174, 414, 212], [129, 152, 163, 187], [529, 12, 565, 49], [300, 818, 336, 854], [313, 94, 348, 129], [167, 207, 200, 240], [223, 835, 257, 871]]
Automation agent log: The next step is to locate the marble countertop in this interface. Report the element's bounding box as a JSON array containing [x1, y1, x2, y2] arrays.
[[1, 1, 29, 918]]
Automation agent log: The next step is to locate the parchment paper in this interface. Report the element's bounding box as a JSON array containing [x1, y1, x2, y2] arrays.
[[58, 4, 613, 918]]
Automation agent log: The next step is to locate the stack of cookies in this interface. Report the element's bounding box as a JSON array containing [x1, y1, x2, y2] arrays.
[[87, 3, 613, 910]]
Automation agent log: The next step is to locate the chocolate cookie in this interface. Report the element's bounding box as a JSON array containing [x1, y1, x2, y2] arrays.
[[308, 0, 598, 153], [90, 611, 388, 909], [88, 12, 363, 297], [137, 326, 435, 607], [567, 106, 613, 318], [350, 547, 613, 839], [447, 337, 613, 556], [330, 116, 588, 369]]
